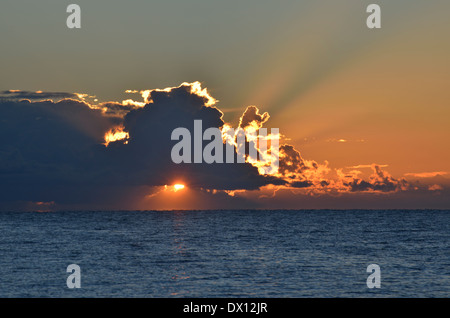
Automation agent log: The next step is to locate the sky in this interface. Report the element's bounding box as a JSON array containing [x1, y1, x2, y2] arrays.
[[0, 0, 449, 210]]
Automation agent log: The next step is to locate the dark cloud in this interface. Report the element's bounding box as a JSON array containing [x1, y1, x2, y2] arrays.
[[344, 165, 409, 193], [0, 85, 285, 210], [239, 105, 270, 129], [114, 83, 284, 190], [289, 180, 313, 188], [98, 101, 140, 118], [0, 98, 118, 206], [0, 90, 79, 101], [0, 85, 444, 210], [278, 144, 308, 175]]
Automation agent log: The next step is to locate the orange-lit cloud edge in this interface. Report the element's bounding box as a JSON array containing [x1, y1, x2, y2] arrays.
[[7, 83, 448, 209]]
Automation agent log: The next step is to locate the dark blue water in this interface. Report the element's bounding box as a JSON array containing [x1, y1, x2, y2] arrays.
[[0, 210, 448, 297]]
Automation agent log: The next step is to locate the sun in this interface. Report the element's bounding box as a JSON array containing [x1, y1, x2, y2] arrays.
[[173, 184, 185, 192], [163, 184, 186, 193]]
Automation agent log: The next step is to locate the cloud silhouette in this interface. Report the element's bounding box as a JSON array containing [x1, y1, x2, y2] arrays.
[[0, 98, 116, 206], [0, 82, 445, 210], [335, 164, 409, 193], [0, 90, 80, 101], [239, 105, 270, 130], [109, 82, 284, 190], [0, 83, 286, 210]]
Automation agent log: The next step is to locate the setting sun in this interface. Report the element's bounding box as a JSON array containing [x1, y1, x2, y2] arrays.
[[173, 184, 185, 191]]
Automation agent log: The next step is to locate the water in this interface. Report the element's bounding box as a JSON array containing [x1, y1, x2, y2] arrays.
[[0, 210, 448, 297]]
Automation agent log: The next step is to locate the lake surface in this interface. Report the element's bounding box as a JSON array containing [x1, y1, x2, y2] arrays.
[[0, 210, 448, 297]]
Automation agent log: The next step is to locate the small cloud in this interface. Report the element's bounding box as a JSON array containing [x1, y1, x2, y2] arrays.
[[103, 125, 129, 146], [347, 164, 389, 169], [239, 105, 270, 130], [0, 90, 79, 101], [289, 180, 313, 188], [428, 184, 444, 191], [335, 164, 408, 193], [404, 171, 448, 178], [326, 138, 366, 143]]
